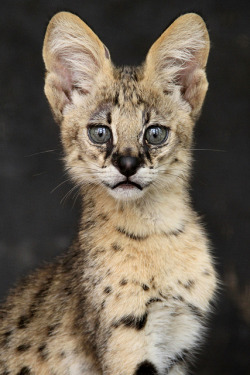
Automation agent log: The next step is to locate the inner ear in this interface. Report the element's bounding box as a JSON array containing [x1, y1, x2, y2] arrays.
[[144, 13, 210, 119], [43, 12, 112, 122]]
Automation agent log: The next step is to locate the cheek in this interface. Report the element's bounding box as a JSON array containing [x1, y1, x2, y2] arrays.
[[86, 151, 100, 162]]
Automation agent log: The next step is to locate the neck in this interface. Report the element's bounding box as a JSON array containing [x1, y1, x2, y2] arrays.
[[79, 183, 191, 239]]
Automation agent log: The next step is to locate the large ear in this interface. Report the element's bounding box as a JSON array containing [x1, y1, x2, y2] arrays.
[[144, 13, 210, 120], [43, 12, 112, 122]]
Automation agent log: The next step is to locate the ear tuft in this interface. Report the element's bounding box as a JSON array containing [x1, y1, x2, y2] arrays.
[[43, 12, 111, 122], [145, 13, 210, 119]]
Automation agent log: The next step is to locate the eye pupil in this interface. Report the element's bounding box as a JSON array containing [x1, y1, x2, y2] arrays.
[[145, 126, 168, 145], [98, 129, 104, 137], [89, 126, 111, 144]]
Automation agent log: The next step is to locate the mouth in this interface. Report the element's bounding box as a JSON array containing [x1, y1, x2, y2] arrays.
[[112, 180, 143, 191]]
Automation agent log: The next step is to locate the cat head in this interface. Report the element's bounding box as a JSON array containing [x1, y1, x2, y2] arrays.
[[43, 12, 209, 201]]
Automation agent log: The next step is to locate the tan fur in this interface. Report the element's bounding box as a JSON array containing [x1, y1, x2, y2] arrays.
[[0, 12, 217, 375]]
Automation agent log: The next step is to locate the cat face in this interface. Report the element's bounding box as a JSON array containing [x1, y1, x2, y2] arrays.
[[43, 12, 209, 201]]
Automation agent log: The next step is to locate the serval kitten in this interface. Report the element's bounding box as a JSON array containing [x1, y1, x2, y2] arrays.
[[0, 11, 217, 375]]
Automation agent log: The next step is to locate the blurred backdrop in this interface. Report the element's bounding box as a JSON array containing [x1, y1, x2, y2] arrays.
[[0, 0, 249, 373]]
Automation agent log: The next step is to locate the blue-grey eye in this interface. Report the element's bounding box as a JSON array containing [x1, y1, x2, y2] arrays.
[[88, 126, 112, 144], [145, 126, 169, 145]]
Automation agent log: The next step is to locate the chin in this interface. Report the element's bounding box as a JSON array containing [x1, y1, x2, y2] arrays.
[[107, 185, 145, 201]]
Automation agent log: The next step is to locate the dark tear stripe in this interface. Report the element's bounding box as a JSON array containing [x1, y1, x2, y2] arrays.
[[114, 92, 120, 106], [104, 138, 113, 160], [17, 368, 31, 375], [143, 142, 152, 162], [107, 111, 112, 124], [113, 313, 148, 330], [134, 360, 158, 375], [116, 227, 148, 241], [145, 111, 151, 125]]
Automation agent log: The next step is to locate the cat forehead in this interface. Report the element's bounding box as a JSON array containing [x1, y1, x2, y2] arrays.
[[110, 66, 144, 107], [90, 66, 173, 121]]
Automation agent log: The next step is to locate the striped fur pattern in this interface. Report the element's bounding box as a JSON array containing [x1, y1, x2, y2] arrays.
[[0, 12, 217, 375]]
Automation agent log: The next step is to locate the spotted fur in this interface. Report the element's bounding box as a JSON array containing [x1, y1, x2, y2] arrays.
[[0, 11, 217, 375]]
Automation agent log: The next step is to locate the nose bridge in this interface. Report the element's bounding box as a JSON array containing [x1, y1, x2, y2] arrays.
[[115, 112, 140, 156]]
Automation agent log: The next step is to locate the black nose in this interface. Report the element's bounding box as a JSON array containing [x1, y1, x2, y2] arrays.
[[117, 156, 140, 177]]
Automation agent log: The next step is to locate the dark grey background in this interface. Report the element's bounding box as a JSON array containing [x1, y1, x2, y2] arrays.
[[0, 0, 249, 373]]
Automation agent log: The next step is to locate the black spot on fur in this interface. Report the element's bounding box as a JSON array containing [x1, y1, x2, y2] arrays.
[[17, 368, 31, 375], [173, 295, 184, 302], [119, 279, 128, 286], [38, 343, 48, 360], [20, 274, 54, 327], [163, 89, 171, 95], [203, 269, 211, 276], [159, 291, 169, 300], [135, 360, 158, 375], [104, 286, 112, 294], [18, 315, 30, 329], [99, 213, 108, 221], [113, 313, 147, 330], [184, 280, 195, 289], [17, 343, 31, 352], [64, 286, 72, 296], [171, 157, 179, 164], [187, 303, 205, 320], [171, 227, 185, 236], [146, 298, 162, 306], [60, 351, 66, 358], [47, 323, 60, 337], [116, 227, 148, 241], [142, 284, 150, 291], [164, 226, 185, 237], [100, 300, 106, 310], [82, 220, 95, 231], [1, 330, 12, 345], [0, 309, 8, 321], [112, 242, 123, 251]]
